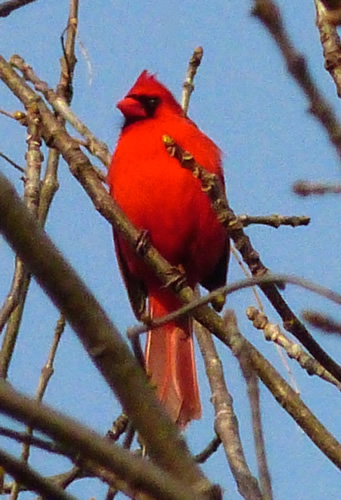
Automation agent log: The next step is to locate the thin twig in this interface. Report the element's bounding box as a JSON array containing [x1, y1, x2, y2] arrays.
[[10, 96, 44, 500], [252, 0, 341, 160], [162, 135, 341, 383], [0, 109, 43, 377], [14, 314, 66, 496], [293, 180, 341, 196], [10, 55, 110, 168], [0, 259, 27, 335], [181, 47, 204, 116], [0, 381, 199, 500], [0, 107, 17, 119], [0, 447, 76, 500], [0, 151, 25, 173], [195, 321, 262, 500], [0, 0, 39, 18], [302, 310, 341, 335], [247, 307, 341, 389], [238, 213, 310, 228], [0, 267, 30, 378], [236, 314, 273, 500], [0, 426, 68, 455], [128, 273, 341, 338], [194, 435, 221, 464]]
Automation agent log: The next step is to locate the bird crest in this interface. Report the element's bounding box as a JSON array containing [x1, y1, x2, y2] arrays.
[[126, 71, 181, 113]]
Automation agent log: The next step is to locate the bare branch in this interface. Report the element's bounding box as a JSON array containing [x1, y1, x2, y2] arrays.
[[222, 312, 341, 470], [315, 0, 341, 95], [195, 321, 263, 500], [0, 446, 76, 500], [238, 213, 310, 228], [302, 310, 341, 335], [0, 151, 24, 173], [0, 101, 43, 388], [0, 259, 27, 335], [10, 55, 110, 168], [0, 381, 201, 500], [293, 180, 341, 196], [162, 134, 341, 383], [194, 435, 221, 464], [317, 0, 341, 25], [0, 172, 214, 496], [181, 46, 204, 116], [0, 0, 39, 18], [237, 322, 273, 500], [247, 307, 341, 389], [251, 0, 341, 160], [0, 426, 67, 455]]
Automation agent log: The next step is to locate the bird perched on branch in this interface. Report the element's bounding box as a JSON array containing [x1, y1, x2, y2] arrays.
[[108, 71, 229, 427]]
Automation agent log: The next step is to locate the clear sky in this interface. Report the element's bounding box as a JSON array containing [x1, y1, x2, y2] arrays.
[[1, 0, 341, 498]]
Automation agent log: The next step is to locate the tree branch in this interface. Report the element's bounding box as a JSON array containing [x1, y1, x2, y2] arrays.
[[0, 171, 215, 497], [237, 320, 273, 500], [195, 321, 263, 500], [0, 0, 39, 18], [251, 0, 341, 160], [247, 306, 341, 389], [293, 180, 341, 196], [0, 447, 76, 500], [0, 381, 201, 500], [162, 134, 341, 383], [181, 46, 204, 116]]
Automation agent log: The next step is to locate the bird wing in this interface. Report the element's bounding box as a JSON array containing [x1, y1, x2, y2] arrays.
[[113, 232, 147, 320], [200, 238, 230, 312]]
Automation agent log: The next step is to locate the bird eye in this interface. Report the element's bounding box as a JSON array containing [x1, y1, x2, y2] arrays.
[[125, 94, 160, 119], [147, 97, 159, 108], [143, 96, 160, 116]]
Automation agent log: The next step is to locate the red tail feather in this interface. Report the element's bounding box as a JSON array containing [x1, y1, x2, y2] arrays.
[[145, 291, 201, 428]]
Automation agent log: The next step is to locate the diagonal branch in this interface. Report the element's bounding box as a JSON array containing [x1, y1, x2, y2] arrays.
[[0, 172, 215, 498], [0, 446, 76, 500], [0, 381, 201, 500], [0, 0, 39, 18], [251, 0, 341, 160], [10, 54, 110, 168], [162, 135, 341, 383]]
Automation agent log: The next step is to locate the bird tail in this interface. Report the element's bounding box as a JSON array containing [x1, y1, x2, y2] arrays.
[[145, 290, 201, 428]]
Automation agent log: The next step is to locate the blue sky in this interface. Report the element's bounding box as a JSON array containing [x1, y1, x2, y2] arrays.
[[1, 0, 341, 498]]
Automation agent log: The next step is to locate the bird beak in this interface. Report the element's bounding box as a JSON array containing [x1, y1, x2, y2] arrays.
[[117, 96, 147, 119]]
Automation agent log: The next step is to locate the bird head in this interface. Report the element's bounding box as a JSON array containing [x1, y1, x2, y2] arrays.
[[117, 71, 183, 127]]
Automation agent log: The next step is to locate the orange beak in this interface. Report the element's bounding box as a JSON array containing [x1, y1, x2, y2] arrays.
[[117, 96, 147, 119]]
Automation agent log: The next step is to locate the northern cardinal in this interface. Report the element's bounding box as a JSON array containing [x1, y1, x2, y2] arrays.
[[108, 71, 229, 427]]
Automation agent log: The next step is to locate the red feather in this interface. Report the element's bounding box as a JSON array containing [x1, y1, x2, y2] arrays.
[[108, 71, 229, 427]]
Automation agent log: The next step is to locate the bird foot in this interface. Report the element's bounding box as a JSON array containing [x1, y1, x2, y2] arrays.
[[163, 266, 187, 292], [135, 229, 150, 256]]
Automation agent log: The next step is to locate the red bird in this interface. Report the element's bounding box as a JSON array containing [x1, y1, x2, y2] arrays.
[[108, 71, 229, 427]]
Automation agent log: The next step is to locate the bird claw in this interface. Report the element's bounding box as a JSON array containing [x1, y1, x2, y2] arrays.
[[136, 229, 150, 256], [163, 266, 187, 292]]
